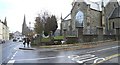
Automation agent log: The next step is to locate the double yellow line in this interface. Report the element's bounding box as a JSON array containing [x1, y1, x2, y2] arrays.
[[93, 54, 120, 65]]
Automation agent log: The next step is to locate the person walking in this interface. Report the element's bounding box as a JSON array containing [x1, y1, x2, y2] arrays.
[[26, 37, 30, 48], [23, 38, 26, 47]]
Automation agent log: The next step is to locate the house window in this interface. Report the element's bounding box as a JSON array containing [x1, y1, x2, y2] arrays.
[[113, 22, 115, 29]]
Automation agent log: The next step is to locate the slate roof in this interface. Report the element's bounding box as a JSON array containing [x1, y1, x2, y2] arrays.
[[109, 6, 120, 19]]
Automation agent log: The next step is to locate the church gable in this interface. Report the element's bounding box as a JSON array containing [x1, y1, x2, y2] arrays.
[[104, 0, 119, 18], [109, 6, 120, 19]]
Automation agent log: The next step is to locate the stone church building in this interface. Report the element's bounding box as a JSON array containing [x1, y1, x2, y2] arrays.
[[61, 0, 120, 36]]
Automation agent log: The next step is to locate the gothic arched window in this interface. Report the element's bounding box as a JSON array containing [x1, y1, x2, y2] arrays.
[[75, 11, 84, 27]]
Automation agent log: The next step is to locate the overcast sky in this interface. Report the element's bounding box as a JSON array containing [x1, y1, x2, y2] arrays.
[[0, 0, 120, 33]]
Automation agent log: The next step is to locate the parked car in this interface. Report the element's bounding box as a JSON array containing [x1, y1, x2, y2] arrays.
[[0, 39, 2, 44], [2, 40, 5, 43], [18, 39, 23, 42], [13, 39, 17, 42], [0, 39, 5, 44]]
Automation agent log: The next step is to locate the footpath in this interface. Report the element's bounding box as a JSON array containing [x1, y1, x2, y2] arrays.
[[32, 40, 119, 51]]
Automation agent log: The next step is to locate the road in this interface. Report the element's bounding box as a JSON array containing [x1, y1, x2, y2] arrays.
[[1, 40, 23, 64], [1, 41, 119, 65]]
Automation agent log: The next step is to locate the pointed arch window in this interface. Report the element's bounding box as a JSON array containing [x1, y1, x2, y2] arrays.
[[75, 11, 84, 27]]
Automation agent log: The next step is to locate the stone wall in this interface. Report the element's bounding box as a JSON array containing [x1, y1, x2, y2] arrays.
[[82, 35, 116, 42], [84, 8, 101, 34], [64, 35, 116, 44]]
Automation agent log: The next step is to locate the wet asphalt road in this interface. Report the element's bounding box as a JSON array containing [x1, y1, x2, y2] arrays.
[[1, 41, 119, 64], [2, 40, 23, 63]]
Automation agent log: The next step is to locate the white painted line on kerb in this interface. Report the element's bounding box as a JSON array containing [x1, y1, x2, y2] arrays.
[[15, 56, 65, 61]]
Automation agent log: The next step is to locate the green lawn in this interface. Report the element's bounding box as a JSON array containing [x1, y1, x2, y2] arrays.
[[41, 37, 51, 42], [54, 36, 64, 40], [66, 36, 77, 37]]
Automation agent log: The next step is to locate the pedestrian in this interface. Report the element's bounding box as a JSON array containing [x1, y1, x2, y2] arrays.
[[26, 37, 30, 48], [23, 38, 26, 47]]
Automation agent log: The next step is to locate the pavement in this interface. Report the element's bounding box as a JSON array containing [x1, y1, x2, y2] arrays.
[[0, 43, 2, 65]]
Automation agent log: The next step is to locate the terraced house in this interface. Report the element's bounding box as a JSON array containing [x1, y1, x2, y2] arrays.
[[61, 0, 120, 36], [0, 17, 9, 43]]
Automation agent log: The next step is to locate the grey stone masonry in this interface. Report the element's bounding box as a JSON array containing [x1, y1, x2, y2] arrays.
[[77, 27, 83, 42]]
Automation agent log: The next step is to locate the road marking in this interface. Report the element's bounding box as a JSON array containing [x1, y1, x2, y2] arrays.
[[96, 46, 119, 52], [76, 57, 98, 63], [93, 54, 120, 65], [68, 54, 98, 63], [74, 55, 95, 61], [11, 51, 18, 60], [71, 55, 80, 61], [14, 44, 22, 50], [86, 46, 119, 54], [97, 48, 111, 52], [68, 54, 92, 59], [87, 51, 96, 53], [68, 55, 79, 59], [6, 45, 19, 64], [15, 56, 65, 61], [7, 60, 15, 63], [94, 58, 105, 63], [111, 46, 120, 49]]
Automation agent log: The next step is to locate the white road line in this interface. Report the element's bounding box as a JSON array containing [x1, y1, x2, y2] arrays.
[[7, 60, 15, 63], [6, 44, 19, 64], [86, 51, 96, 53], [111, 46, 120, 49], [14, 44, 22, 50], [68, 55, 79, 59], [11, 51, 18, 60], [68, 54, 97, 63], [15, 56, 65, 61], [97, 46, 118, 52], [68, 54, 92, 60], [94, 58, 105, 63], [76, 57, 98, 63], [86, 46, 119, 54], [71, 55, 80, 61], [74, 55, 95, 61], [78, 54, 92, 57]]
